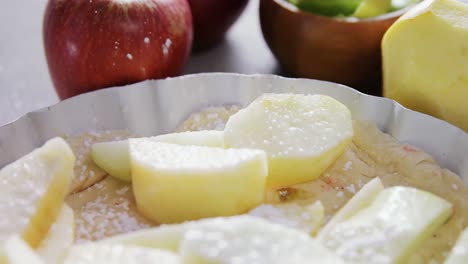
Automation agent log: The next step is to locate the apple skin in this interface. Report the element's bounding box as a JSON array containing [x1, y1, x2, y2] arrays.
[[188, 0, 248, 52], [43, 0, 193, 99]]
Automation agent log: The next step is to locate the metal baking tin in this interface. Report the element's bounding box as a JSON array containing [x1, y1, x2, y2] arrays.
[[0, 73, 466, 182]]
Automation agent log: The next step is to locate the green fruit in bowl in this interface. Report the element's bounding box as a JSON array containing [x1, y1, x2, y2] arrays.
[[290, 0, 363, 17], [289, 0, 416, 17], [353, 0, 391, 18]]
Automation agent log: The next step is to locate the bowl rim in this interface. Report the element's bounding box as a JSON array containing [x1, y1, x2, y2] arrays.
[[0, 73, 466, 181], [1, 72, 466, 136], [268, 0, 419, 23]]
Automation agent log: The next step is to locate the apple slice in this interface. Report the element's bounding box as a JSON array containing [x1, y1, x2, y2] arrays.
[[445, 228, 468, 264], [320, 186, 453, 263], [0, 138, 75, 248], [101, 216, 343, 263], [130, 140, 267, 224], [36, 205, 74, 264], [154, 130, 224, 148], [91, 130, 224, 182], [318, 177, 384, 240], [63, 243, 179, 264], [179, 215, 344, 264], [0, 236, 44, 264], [249, 200, 324, 235], [224, 94, 353, 188], [100, 223, 190, 252], [91, 140, 130, 182]]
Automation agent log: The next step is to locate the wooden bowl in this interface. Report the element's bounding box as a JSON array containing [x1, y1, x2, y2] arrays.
[[259, 0, 408, 95]]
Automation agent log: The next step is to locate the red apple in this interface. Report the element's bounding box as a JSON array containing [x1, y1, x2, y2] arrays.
[[188, 0, 249, 52], [43, 0, 193, 100]]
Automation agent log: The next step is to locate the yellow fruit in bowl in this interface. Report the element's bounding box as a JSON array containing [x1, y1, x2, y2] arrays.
[[0, 138, 74, 247], [63, 243, 179, 264], [353, 0, 391, 18], [224, 94, 353, 189], [36, 205, 74, 264], [91, 130, 224, 182], [382, 0, 468, 132], [130, 140, 268, 224]]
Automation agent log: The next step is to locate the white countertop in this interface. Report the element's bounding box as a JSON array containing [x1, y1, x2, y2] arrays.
[[0, 0, 278, 126]]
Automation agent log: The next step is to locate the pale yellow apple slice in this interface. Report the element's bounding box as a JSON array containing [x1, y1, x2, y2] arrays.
[[91, 140, 130, 182], [179, 215, 344, 264], [0, 138, 75, 247], [100, 216, 342, 263], [63, 243, 179, 264], [91, 130, 224, 182], [100, 223, 190, 252], [445, 228, 468, 264], [249, 200, 324, 235], [36, 205, 74, 264], [0, 236, 43, 264], [320, 186, 453, 264], [130, 140, 267, 224], [318, 177, 384, 240], [154, 130, 224, 148], [224, 94, 353, 188]]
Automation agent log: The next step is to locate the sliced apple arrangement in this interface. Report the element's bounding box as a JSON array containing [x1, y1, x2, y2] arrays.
[[0, 138, 75, 263], [90, 93, 354, 223], [82, 216, 344, 263], [0, 93, 463, 263], [0, 138, 75, 247]]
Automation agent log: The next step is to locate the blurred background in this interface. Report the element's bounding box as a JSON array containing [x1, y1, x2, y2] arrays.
[[0, 0, 278, 126], [1, 0, 467, 131]]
